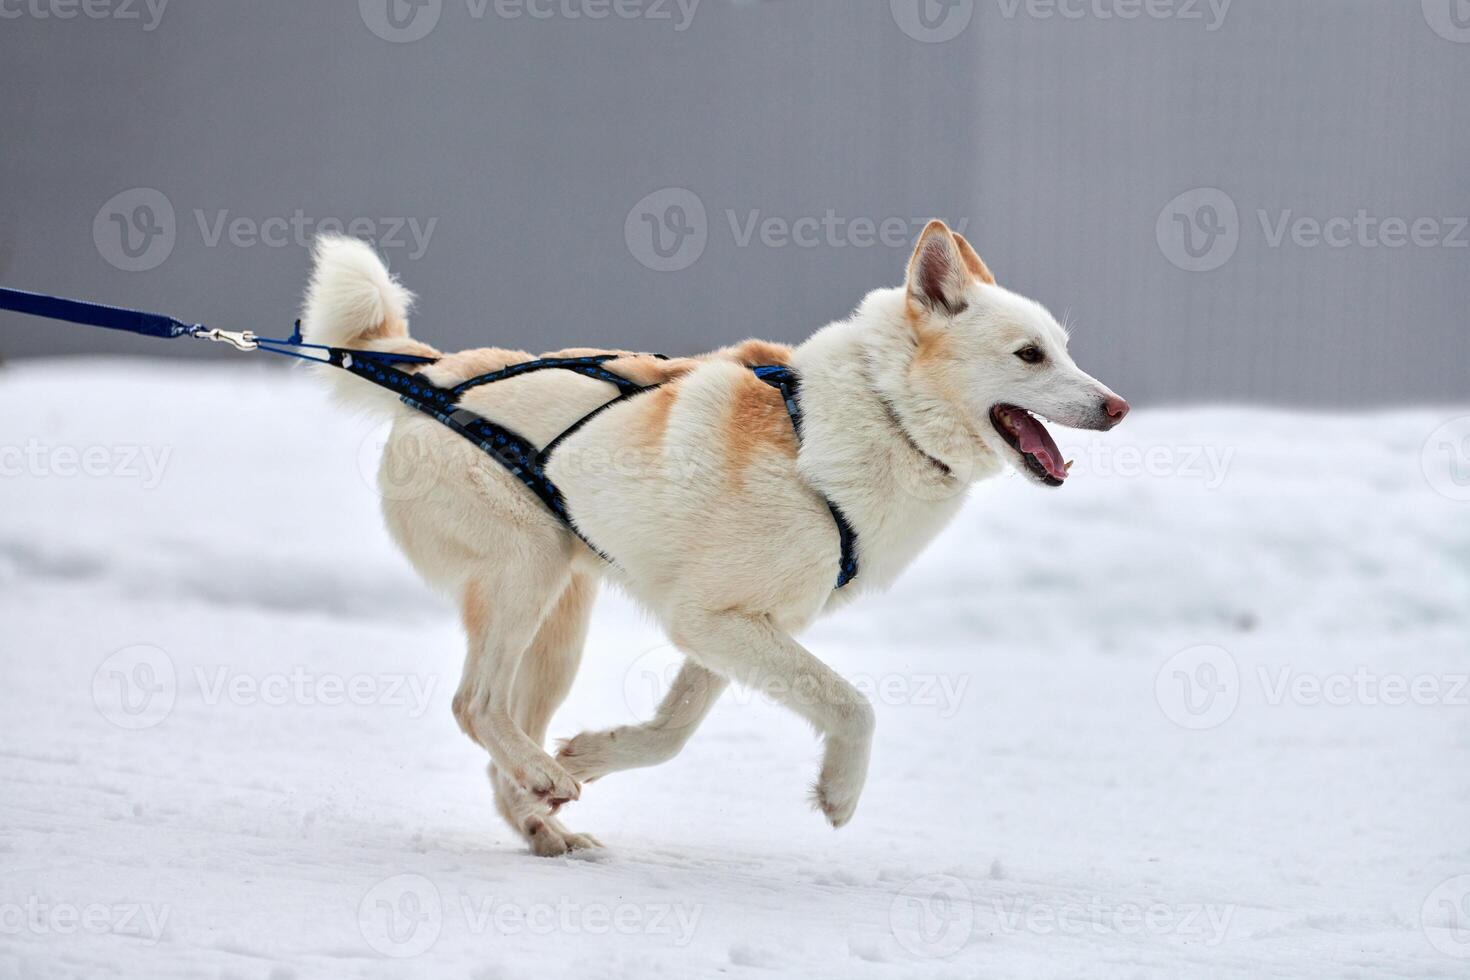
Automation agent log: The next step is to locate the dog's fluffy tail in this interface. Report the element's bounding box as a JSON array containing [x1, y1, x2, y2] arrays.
[[300, 235, 439, 414]]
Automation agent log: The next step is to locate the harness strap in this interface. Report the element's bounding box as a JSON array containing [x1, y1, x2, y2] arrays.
[[753, 366, 860, 588], [453, 354, 647, 397], [327, 348, 615, 560], [0, 285, 858, 588], [538, 384, 657, 463]]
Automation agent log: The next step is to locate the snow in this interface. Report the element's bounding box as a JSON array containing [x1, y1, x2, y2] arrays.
[[1, 358, 1467, 979]]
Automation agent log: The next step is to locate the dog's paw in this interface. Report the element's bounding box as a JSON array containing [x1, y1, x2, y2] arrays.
[[559, 829, 606, 855], [511, 756, 580, 810], [812, 737, 870, 829], [522, 816, 606, 858], [523, 816, 572, 857], [811, 780, 861, 829], [554, 731, 611, 784]]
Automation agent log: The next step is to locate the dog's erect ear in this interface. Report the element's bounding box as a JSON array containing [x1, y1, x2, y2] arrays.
[[907, 220, 970, 316], [951, 232, 996, 286]]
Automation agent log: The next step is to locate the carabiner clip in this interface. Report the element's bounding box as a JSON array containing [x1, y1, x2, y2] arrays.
[[192, 327, 259, 352]]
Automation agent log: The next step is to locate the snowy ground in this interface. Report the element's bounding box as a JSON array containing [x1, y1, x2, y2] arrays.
[[1, 359, 1467, 979]]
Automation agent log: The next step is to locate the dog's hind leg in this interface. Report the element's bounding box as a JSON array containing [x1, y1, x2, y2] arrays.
[[489, 572, 604, 856], [557, 659, 727, 783], [453, 556, 582, 815]]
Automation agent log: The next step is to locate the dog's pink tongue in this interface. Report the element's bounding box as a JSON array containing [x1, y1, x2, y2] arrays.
[[1010, 411, 1067, 481]]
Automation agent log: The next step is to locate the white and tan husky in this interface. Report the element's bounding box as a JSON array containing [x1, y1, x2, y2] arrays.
[[301, 221, 1128, 855]]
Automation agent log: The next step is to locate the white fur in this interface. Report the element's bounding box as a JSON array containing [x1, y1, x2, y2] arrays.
[[301, 225, 1126, 855], [300, 235, 418, 412]]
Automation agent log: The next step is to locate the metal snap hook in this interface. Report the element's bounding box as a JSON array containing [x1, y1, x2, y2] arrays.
[[191, 327, 259, 352]]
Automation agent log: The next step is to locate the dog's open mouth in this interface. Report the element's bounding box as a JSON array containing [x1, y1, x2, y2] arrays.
[[990, 404, 1070, 487]]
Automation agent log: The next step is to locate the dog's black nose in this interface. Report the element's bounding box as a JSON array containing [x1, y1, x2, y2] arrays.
[[1102, 395, 1130, 429]]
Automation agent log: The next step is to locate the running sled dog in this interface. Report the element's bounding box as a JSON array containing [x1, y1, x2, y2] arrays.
[[301, 221, 1129, 855]]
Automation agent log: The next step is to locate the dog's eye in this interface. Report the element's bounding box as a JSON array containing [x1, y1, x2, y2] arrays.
[[1015, 345, 1044, 364]]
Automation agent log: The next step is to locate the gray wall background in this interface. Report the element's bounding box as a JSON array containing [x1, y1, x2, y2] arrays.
[[1, 0, 1465, 407]]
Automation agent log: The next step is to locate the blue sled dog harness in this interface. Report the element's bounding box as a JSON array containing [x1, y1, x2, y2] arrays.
[[0, 286, 859, 589]]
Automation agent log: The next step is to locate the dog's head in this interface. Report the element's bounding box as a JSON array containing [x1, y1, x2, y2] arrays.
[[900, 220, 1128, 487]]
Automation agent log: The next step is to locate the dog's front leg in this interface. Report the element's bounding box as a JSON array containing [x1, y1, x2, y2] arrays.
[[668, 609, 875, 828]]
